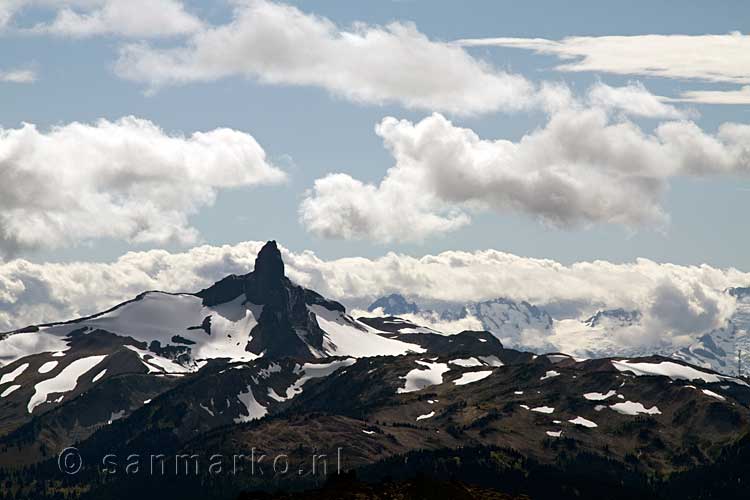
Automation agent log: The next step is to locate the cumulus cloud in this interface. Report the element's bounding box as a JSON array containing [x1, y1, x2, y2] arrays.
[[2, 0, 202, 37], [300, 95, 749, 242], [0, 67, 37, 83], [0, 241, 745, 352], [0, 117, 286, 256], [114, 0, 535, 115], [586, 82, 689, 119]]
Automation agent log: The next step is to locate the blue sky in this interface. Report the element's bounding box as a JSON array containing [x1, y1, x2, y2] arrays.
[[1, 0, 749, 268]]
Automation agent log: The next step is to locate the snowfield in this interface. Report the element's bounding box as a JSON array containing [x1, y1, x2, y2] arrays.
[[310, 305, 424, 358]]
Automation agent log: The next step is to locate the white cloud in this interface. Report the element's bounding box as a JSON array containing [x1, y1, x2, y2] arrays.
[[0, 117, 286, 256], [2, 0, 202, 38], [456, 32, 750, 106], [456, 32, 750, 85], [587, 82, 689, 119], [0, 241, 745, 352], [301, 101, 750, 242], [114, 0, 535, 115], [675, 86, 750, 105], [0, 68, 36, 83], [300, 172, 471, 243]]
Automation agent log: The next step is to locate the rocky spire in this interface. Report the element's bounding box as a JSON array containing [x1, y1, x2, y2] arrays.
[[254, 240, 285, 286]]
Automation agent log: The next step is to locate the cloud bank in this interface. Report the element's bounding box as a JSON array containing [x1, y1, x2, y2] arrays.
[[0, 241, 745, 352], [114, 0, 535, 115], [301, 86, 749, 242], [0, 117, 286, 256]]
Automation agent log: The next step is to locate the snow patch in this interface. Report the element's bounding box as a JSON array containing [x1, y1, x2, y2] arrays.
[[1, 384, 21, 397], [583, 390, 616, 401], [702, 389, 726, 401], [453, 370, 493, 386], [277, 358, 357, 400], [235, 386, 267, 423], [609, 401, 661, 416], [397, 360, 450, 393], [125, 345, 191, 374], [416, 411, 435, 421], [531, 406, 554, 414], [569, 416, 597, 428], [479, 355, 504, 367], [107, 410, 125, 425], [449, 357, 482, 367], [27, 355, 107, 413], [0, 363, 29, 385], [38, 361, 58, 374]]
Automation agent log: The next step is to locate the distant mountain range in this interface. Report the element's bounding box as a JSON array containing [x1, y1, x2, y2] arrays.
[[367, 290, 750, 377], [1, 241, 750, 499]]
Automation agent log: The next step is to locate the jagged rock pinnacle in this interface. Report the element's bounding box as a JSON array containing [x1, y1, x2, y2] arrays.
[[254, 240, 285, 284]]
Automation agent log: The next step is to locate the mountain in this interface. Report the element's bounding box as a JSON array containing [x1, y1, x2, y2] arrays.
[[367, 293, 419, 315], [0, 241, 420, 442], [2, 242, 750, 499], [367, 292, 750, 375], [671, 288, 750, 376], [366, 295, 555, 349], [584, 308, 642, 328]]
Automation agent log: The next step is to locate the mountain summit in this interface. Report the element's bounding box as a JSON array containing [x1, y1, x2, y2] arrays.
[[254, 240, 285, 287], [195, 240, 372, 359]]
